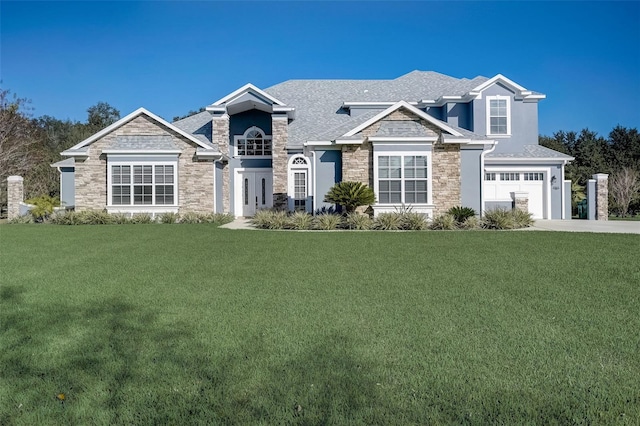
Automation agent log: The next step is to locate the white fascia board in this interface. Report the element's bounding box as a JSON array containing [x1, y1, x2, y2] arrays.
[[368, 136, 437, 142], [335, 139, 364, 145], [194, 151, 224, 159], [303, 140, 334, 146], [211, 83, 285, 106], [61, 150, 88, 157], [205, 106, 226, 113], [342, 101, 419, 108], [485, 157, 573, 164], [419, 94, 474, 107], [102, 149, 182, 155], [65, 107, 213, 151], [343, 101, 463, 138], [442, 138, 493, 145]]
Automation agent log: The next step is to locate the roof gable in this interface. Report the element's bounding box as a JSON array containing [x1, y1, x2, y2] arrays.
[[63, 108, 215, 154], [343, 101, 463, 138], [470, 74, 545, 100], [210, 83, 285, 107]]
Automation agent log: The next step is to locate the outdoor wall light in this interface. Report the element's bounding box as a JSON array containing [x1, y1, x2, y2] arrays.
[[551, 176, 557, 184]]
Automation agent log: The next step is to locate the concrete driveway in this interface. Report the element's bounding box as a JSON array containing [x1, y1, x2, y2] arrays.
[[531, 220, 640, 234]]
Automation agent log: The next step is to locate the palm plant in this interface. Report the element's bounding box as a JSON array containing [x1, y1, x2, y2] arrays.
[[324, 181, 376, 214]]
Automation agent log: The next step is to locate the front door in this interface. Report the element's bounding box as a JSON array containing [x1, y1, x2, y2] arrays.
[[238, 171, 273, 216]]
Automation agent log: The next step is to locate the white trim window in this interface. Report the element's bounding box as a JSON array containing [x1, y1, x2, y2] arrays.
[[108, 162, 177, 207], [374, 153, 431, 205], [486, 95, 511, 136], [287, 155, 310, 212], [234, 126, 272, 157]]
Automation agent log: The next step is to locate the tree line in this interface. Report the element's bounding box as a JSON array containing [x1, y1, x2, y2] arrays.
[[0, 89, 120, 212], [540, 128, 640, 216], [1, 87, 639, 216]]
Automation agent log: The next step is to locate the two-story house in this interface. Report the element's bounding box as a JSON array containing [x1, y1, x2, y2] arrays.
[[55, 71, 573, 219]]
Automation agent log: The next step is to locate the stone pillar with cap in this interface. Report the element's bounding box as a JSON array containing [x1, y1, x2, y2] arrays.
[[593, 173, 609, 220], [7, 176, 24, 220]]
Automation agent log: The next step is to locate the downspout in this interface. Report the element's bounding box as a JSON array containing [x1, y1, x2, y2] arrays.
[[479, 140, 498, 216]]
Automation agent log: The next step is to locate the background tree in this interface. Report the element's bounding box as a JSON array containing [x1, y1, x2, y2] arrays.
[[0, 89, 40, 211], [609, 167, 640, 217], [87, 101, 120, 130]]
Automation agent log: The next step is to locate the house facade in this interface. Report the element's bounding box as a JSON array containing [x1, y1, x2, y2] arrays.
[[56, 71, 573, 219]]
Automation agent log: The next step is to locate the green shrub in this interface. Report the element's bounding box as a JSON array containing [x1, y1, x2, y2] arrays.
[[110, 213, 131, 224], [210, 213, 234, 225], [129, 213, 153, 224], [324, 181, 376, 214], [159, 212, 179, 224], [8, 214, 34, 224], [179, 212, 202, 224], [373, 213, 403, 230], [401, 212, 428, 230], [460, 215, 481, 230], [429, 214, 457, 230], [344, 212, 372, 230], [252, 210, 274, 229], [25, 195, 60, 222], [84, 210, 115, 224], [511, 209, 535, 228], [289, 211, 314, 230], [447, 206, 477, 224], [313, 213, 342, 230], [482, 208, 516, 230], [268, 211, 289, 229]]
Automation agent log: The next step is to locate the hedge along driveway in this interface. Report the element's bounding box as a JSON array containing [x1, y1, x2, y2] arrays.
[[1, 224, 639, 424]]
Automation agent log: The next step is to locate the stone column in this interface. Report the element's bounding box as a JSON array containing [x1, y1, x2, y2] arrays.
[[212, 114, 230, 212], [7, 176, 24, 220], [511, 191, 529, 213], [271, 114, 289, 210], [593, 173, 609, 220]]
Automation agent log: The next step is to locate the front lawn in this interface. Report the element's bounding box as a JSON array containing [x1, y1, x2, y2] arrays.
[[1, 225, 638, 424]]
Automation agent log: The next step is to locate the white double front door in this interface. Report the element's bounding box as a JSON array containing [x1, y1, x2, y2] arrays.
[[235, 169, 273, 217]]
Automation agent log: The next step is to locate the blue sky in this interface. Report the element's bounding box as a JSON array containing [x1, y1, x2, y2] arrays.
[[2, 1, 638, 137]]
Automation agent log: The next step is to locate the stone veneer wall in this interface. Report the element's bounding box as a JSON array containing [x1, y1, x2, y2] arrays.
[[212, 114, 230, 212], [7, 176, 24, 220], [75, 115, 214, 213], [342, 108, 461, 215], [431, 143, 461, 215], [271, 115, 289, 210]]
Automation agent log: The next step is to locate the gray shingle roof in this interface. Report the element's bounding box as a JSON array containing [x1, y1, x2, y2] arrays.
[[487, 145, 574, 159], [111, 135, 179, 151], [172, 111, 216, 148], [264, 71, 493, 147]]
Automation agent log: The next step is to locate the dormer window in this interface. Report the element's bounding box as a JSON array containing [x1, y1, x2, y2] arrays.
[[234, 126, 272, 157], [486, 95, 511, 136]]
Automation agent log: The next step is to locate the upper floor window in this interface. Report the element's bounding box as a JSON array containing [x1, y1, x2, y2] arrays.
[[486, 95, 511, 136], [235, 126, 272, 157]]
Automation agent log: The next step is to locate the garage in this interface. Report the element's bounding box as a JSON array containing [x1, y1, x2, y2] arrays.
[[484, 171, 547, 219]]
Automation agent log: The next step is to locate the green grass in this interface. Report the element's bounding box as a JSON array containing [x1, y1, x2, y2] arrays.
[[1, 225, 639, 425]]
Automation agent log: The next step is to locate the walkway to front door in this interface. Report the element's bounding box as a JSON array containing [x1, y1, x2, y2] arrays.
[[235, 169, 273, 216]]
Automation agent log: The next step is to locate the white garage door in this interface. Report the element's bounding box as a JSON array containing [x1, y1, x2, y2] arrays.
[[484, 172, 546, 219]]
